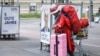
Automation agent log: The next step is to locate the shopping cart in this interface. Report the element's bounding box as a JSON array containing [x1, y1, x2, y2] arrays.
[[73, 28, 89, 56]]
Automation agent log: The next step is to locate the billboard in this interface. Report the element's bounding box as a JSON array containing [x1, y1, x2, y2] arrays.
[[40, 4, 51, 44], [1, 6, 20, 34]]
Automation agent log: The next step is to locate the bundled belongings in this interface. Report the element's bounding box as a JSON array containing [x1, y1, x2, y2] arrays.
[[76, 28, 88, 39], [76, 18, 89, 39], [80, 18, 89, 28], [62, 5, 81, 35]]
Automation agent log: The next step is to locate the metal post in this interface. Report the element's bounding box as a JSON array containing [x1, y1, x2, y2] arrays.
[[12, 0, 14, 5], [66, 0, 69, 4], [8, 0, 10, 5], [41, 0, 44, 4], [57, 0, 64, 3], [2, 0, 6, 6], [81, 1, 83, 18], [58, 0, 60, 3], [51, 0, 54, 4], [17, 0, 19, 5], [89, 0, 94, 22], [40, 42, 43, 50], [1, 0, 3, 5], [61, 0, 64, 3]]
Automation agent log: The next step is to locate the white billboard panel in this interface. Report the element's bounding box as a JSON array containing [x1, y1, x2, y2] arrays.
[[1, 6, 19, 34], [41, 5, 51, 44]]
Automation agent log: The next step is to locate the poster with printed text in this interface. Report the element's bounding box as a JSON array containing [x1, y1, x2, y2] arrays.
[[41, 4, 51, 44], [1, 6, 19, 34]]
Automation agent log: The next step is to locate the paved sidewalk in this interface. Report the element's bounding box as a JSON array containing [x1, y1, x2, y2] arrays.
[[25, 22, 100, 56], [0, 19, 100, 56]]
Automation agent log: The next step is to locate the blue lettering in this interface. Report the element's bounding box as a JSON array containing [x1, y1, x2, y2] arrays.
[[5, 21, 16, 24], [11, 8, 17, 11], [4, 17, 14, 20]]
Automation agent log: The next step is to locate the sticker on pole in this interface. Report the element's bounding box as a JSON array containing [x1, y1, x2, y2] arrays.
[[1, 6, 19, 34]]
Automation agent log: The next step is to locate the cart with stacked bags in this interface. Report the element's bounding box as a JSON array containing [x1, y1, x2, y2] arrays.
[[73, 28, 89, 56]]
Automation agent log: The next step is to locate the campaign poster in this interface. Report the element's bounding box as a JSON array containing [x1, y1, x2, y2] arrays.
[[41, 4, 51, 44], [1, 6, 20, 34]]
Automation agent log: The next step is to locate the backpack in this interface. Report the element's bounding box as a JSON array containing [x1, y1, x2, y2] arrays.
[[62, 5, 81, 35]]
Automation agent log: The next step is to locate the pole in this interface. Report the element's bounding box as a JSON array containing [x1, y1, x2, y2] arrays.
[[40, 42, 43, 50], [81, 1, 83, 18], [12, 0, 14, 5], [41, 0, 44, 4], [58, 0, 60, 3], [1, 0, 3, 6], [61, 0, 64, 3], [57, 0, 64, 3], [17, 0, 19, 5], [66, 0, 69, 4], [51, 0, 54, 4], [89, 0, 94, 22]]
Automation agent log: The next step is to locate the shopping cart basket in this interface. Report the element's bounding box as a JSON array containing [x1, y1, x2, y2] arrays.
[[73, 28, 89, 56]]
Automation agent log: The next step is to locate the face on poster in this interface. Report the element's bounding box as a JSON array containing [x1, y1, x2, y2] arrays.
[[41, 5, 51, 44]]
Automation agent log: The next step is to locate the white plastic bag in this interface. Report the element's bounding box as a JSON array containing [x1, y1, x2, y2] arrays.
[[94, 17, 100, 23]]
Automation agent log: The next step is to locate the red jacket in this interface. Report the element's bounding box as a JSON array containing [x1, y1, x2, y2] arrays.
[[54, 13, 75, 52]]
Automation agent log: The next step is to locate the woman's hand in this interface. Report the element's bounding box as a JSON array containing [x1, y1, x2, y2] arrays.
[[52, 25, 57, 29]]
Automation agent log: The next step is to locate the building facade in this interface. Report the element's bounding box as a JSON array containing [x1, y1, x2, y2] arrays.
[[0, 0, 99, 13]]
